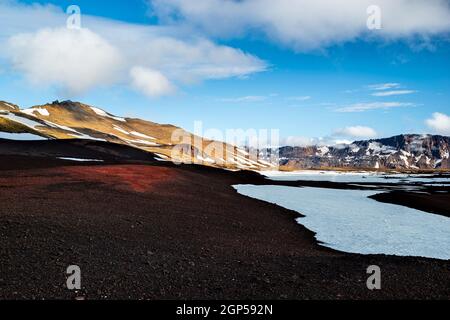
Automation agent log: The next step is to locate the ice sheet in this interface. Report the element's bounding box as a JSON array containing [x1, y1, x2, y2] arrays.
[[234, 184, 450, 260]]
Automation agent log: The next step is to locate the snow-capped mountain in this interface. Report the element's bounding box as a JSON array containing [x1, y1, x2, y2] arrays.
[[0, 100, 273, 170], [2, 100, 449, 171], [269, 134, 450, 170]]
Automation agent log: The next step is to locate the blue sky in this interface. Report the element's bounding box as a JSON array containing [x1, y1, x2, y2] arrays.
[[1, 0, 450, 144]]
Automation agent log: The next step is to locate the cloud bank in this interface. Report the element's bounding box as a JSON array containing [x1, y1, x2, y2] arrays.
[[371, 90, 416, 97], [334, 126, 377, 138], [220, 96, 267, 103], [0, 1, 267, 96], [7, 27, 122, 95], [368, 83, 401, 91], [148, 0, 450, 51], [426, 112, 450, 135], [281, 124, 377, 147], [336, 102, 414, 113], [130, 66, 175, 97]]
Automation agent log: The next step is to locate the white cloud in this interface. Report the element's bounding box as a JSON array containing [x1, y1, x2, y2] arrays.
[[336, 102, 414, 112], [334, 139, 353, 145], [6, 27, 122, 95], [220, 95, 267, 103], [130, 66, 175, 97], [368, 83, 400, 91], [219, 94, 311, 103], [0, 1, 267, 96], [425, 112, 450, 135], [371, 90, 416, 97], [286, 96, 311, 101], [334, 126, 377, 138], [281, 125, 378, 147], [149, 0, 450, 51], [281, 136, 316, 147], [281, 136, 353, 147]]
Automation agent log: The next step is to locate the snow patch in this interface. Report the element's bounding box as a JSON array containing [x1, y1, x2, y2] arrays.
[[58, 157, 104, 162], [122, 137, 159, 146], [2, 103, 16, 109], [154, 153, 169, 159], [0, 112, 45, 129], [317, 146, 329, 156], [401, 150, 411, 157], [130, 131, 156, 140], [90, 106, 126, 122], [399, 155, 409, 166], [350, 145, 360, 153], [36, 119, 106, 141], [197, 154, 215, 163], [113, 125, 130, 135], [68, 133, 107, 141], [367, 142, 382, 155], [23, 107, 50, 116], [0, 132, 47, 140]]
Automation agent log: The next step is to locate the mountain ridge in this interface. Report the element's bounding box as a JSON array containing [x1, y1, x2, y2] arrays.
[[2, 99, 449, 171], [0, 100, 273, 170], [265, 134, 450, 170]]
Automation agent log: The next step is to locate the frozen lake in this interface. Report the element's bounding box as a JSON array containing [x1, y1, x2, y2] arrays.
[[234, 184, 450, 260], [262, 170, 450, 185]]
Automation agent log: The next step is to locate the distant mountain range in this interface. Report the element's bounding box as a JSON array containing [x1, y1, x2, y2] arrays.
[[264, 134, 450, 170], [0, 100, 272, 170], [1, 100, 449, 171]]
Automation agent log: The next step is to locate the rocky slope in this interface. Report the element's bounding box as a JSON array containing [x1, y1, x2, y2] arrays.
[[0, 100, 273, 170], [268, 134, 450, 170]]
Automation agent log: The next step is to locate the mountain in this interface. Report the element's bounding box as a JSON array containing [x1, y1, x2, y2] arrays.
[[0, 100, 273, 170], [267, 134, 450, 170], [2, 100, 448, 172]]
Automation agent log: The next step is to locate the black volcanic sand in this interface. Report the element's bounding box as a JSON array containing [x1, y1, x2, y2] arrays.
[[370, 191, 450, 218], [0, 155, 449, 299]]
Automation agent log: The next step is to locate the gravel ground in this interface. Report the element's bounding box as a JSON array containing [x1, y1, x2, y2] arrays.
[[0, 156, 449, 300]]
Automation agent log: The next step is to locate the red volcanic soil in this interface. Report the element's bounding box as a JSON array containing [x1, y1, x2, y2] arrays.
[[0, 157, 449, 299], [62, 165, 177, 193]]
